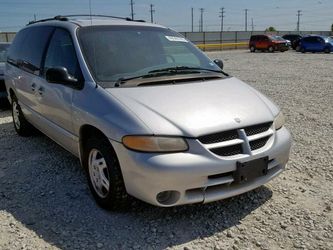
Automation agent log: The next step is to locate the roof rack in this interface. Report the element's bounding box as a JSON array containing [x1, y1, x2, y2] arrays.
[[27, 14, 145, 25]]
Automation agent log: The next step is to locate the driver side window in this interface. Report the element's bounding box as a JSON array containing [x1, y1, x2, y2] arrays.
[[44, 28, 80, 79]]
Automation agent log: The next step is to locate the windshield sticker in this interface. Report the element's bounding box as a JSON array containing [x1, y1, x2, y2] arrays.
[[165, 36, 188, 42]]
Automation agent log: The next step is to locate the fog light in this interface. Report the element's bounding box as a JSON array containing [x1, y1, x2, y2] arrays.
[[156, 190, 180, 205]]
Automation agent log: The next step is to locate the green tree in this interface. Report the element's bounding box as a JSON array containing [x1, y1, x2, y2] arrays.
[[265, 26, 277, 32]]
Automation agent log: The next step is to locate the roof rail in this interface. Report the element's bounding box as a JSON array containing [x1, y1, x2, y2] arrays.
[[27, 14, 145, 25]]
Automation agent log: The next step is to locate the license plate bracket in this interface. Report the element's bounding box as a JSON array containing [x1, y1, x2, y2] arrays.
[[233, 157, 269, 184]]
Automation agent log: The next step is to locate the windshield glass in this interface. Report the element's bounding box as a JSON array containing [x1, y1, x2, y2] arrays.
[[78, 26, 221, 86], [0, 43, 10, 62], [271, 36, 285, 41]]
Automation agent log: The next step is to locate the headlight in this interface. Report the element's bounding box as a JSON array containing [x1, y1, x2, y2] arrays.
[[122, 136, 188, 153], [274, 112, 285, 130]]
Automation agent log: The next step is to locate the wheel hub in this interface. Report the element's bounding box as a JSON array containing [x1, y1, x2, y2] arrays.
[[88, 149, 110, 198], [12, 102, 20, 129]]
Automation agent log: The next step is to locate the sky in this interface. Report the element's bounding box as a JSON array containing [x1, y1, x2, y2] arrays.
[[0, 0, 332, 32]]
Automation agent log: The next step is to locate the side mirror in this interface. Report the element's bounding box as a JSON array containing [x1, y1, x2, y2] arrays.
[[46, 67, 78, 85], [214, 59, 224, 70]]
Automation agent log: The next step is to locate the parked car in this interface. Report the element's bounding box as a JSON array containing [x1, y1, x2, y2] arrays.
[[282, 34, 302, 50], [299, 35, 333, 53], [249, 35, 289, 52], [5, 15, 292, 209], [0, 42, 11, 107]]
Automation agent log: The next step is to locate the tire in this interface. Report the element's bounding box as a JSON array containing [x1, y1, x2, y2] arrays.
[[250, 46, 256, 53], [324, 48, 330, 54], [296, 46, 301, 52], [300, 47, 306, 53], [268, 46, 274, 53], [11, 96, 34, 136], [83, 135, 129, 210]]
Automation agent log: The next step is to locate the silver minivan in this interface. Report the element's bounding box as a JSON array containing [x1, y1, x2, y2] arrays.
[[5, 16, 292, 209]]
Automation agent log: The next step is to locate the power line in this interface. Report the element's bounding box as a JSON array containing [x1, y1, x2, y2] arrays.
[[130, 0, 135, 20], [244, 9, 249, 31], [219, 7, 225, 33], [296, 10, 302, 32], [149, 4, 155, 23]]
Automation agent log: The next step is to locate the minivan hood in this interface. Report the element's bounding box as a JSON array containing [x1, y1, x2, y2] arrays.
[[106, 77, 279, 137]]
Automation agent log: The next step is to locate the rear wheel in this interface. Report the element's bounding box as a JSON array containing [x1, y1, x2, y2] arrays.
[[300, 47, 306, 53], [83, 136, 129, 210], [11, 96, 34, 136], [250, 46, 256, 52]]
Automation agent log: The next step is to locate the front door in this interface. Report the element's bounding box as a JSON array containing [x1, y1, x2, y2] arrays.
[[37, 28, 83, 155]]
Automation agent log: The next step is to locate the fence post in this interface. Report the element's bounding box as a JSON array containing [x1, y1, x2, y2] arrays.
[[203, 32, 206, 52], [220, 31, 222, 51], [235, 31, 238, 49], [5, 33, 9, 42]]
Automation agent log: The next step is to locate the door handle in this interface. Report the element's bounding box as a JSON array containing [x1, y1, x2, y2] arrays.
[[38, 86, 44, 96], [31, 83, 36, 91]]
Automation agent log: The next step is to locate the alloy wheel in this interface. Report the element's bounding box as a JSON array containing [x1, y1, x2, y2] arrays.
[[88, 149, 110, 198], [12, 101, 20, 129]]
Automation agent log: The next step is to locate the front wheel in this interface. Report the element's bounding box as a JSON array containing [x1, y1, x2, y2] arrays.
[[250, 46, 256, 52], [268, 46, 274, 53], [300, 47, 306, 53], [324, 48, 331, 54], [83, 136, 128, 210], [11, 96, 34, 136]]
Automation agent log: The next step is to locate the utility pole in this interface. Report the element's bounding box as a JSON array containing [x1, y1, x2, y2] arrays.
[[199, 8, 204, 32], [150, 4, 155, 23], [219, 7, 225, 33], [130, 0, 135, 20], [191, 7, 194, 32], [251, 18, 254, 31], [244, 9, 249, 31], [296, 10, 302, 32]]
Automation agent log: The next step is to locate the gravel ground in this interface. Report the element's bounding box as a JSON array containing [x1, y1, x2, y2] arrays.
[[0, 50, 332, 250]]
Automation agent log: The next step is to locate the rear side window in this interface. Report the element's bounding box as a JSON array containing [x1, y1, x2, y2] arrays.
[[304, 37, 319, 43], [7, 26, 54, 75], [44, 28, 80, 79]]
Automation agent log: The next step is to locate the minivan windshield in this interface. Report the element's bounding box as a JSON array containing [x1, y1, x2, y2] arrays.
[[270, 36, 285, 41], [78, 25, 222, 87]]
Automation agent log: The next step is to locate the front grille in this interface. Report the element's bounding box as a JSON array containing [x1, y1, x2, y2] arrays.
[[198, 122, 273, 157], [198, 130, 238, 144], [0, 79, 6, 92], [244, 122, 272, 136], [210, 144, 243, 156], [250, 136, 270, 150]]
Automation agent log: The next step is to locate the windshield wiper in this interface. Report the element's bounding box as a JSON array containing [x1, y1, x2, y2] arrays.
[[114, 66, 226, 87], [148, 66, 223, 74], [114, 69, 206, 87]]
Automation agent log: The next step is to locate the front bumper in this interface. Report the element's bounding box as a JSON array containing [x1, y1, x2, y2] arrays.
[[111, 127, 292, 207], [274, 44, 289, 51]]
